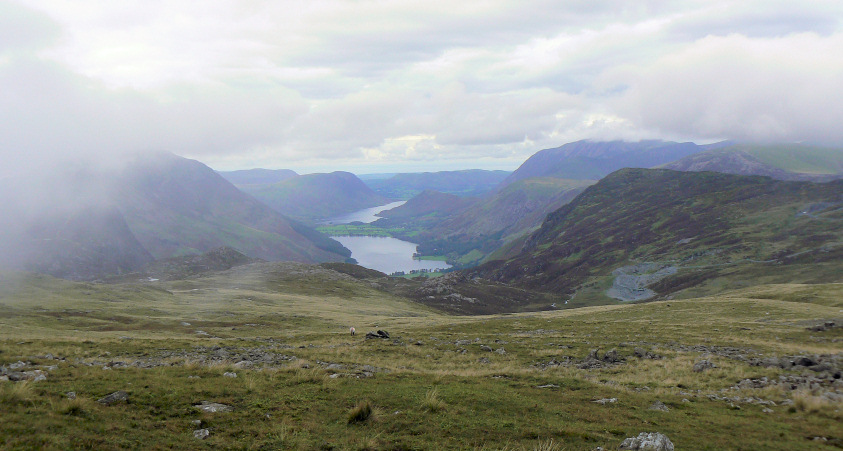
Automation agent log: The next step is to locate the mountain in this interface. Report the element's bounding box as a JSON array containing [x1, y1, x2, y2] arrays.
[[662, 143, 843, 181], [0, 203, 154, 280], [240, 171, 391, 222], [217, 168, 298, 186], [0, 153, 350, 279], [114, 153, 350, 262], [372, 190, 476, 228], [466, 168, 843, 307], [364, 169, 511, 199], [497, 140, 706, 188], [404, 178, 594, 267]]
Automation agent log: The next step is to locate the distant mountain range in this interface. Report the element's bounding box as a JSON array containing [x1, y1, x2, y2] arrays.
[[236, 171, 391, 222], [218, 168, 298, 186], [497, 140, 710, 188], [662, 143, 843, 181], [363, 169, 511, 199]]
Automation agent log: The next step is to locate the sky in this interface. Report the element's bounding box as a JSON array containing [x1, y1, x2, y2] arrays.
[[2, 1, 842, 174]]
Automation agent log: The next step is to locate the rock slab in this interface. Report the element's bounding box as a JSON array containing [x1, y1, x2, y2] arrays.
[[618, 432, 674, 450]]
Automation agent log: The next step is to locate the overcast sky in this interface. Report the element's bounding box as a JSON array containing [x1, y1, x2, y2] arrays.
[[2, 1, 842, 174]]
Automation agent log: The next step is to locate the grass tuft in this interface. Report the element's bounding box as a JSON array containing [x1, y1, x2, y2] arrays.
[[532, 439, 563, 451], [421, 388, 446, 412], [347, 400, 374, 424], [0, 381, 34, 406]]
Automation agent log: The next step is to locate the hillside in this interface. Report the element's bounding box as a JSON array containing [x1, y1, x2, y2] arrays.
[[663, 143, 843, 181], [364, 169, 511, 199], [411, 178, 594, 267], [114, 153, 350, 263], [497, 140, 705, 188], [465, 169, 843, 306], [240, 171, 391, 222], [372, 190, 476, 229], [0, 204, 154, 280], [217, 168, 298, 186]]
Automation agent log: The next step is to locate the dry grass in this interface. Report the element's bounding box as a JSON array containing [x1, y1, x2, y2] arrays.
[[421, 388, 446, 412], [0, 381, 35, 406], [792, 388, 842, 417]]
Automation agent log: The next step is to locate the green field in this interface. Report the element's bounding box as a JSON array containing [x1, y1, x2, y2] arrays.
[[1, 265, 841, 449]]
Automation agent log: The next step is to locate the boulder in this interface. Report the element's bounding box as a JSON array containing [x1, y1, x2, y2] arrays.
[[692, 360, 716, 372], [193, 429, 210, 440], [194, 401, 233, 413], [648, 401, 669, 412], [97, 391, 129, 405], [618, 432, 674, 450]]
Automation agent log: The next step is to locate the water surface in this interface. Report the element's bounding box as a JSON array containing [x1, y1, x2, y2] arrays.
[[332, 236, 451, 275], [322, 201, 405, 224]]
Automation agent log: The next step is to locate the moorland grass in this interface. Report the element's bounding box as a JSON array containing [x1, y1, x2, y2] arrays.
[[0, 273, 841, 449]]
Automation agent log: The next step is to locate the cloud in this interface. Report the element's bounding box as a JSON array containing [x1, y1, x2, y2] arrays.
[[3, 0, 842, 175], [607, 32, 843, 145]]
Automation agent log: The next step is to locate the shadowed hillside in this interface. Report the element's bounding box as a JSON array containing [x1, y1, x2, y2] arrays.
[[364, 169, 511, 199]]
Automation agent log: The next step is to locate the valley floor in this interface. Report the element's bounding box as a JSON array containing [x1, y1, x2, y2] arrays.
[[0, 271, 841, 450]]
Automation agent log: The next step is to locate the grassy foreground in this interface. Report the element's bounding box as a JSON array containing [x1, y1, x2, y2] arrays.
[[0, 267, 841, 449]]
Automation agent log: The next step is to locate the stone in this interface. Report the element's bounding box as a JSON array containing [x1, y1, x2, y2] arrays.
[[618, 432, 674, 450], [377, 330, 390, 339], [649, 401, 669, 412], [223, 372, 237, 378], [66, 392, 76, 400], [593, 398, 617, 404], [97, 391, 129, 405], [693, 360, 716, 372], [480, 345, 493, 352], [194, 401, 233, 413], [193, 429, 210, 440], [495, 348, 507, 355], [191, 419, 202, 426], [603, 349, 621, 363]]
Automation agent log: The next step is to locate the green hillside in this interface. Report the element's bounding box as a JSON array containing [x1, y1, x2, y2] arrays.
[[467, 169, 843, 306]]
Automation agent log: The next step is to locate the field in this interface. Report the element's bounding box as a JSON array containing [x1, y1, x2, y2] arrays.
[[1, 265, 841, 450]]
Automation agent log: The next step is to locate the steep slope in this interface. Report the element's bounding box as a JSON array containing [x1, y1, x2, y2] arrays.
[[498, 140, 704, 188], [241, 171, 391, 222], [663, 143, 843, 181], [467, 169, 843, 306], [0, 204, 154, 280], [410, 178, 594, 266], [218, 168, 298, 186], [0, 165, 155, 279], [364, 169, 511, 199], [115, 153, 349, 263]]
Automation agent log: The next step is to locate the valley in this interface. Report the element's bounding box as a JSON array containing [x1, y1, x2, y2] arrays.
[[2, 140, 842, 450]]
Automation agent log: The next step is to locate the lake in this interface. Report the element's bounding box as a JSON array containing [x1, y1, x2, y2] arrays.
[[325, 201, 451, 275], [321, 201, 406, 224], [331, 236, 451, 275]]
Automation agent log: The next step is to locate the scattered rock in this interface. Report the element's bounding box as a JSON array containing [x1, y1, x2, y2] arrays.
[[618, 432, 674, 450], [191, 419, 202, 426], [223, 372, 237, 378], [593, 398, 617, 404], [693, 360, 716, 372], [194, 401, 233, 413], [495, 348, 507, 355], [365, 330, 390, 340], [66, 392, 76, 400], [480, 345, 493, 352], [649, 401, 669, 412], [536, 384, 559, 389], [634, 348, 662, 360], [97, 391, 129, 405], [478, 357, 490, 364], [193, 429, 210, 440]]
